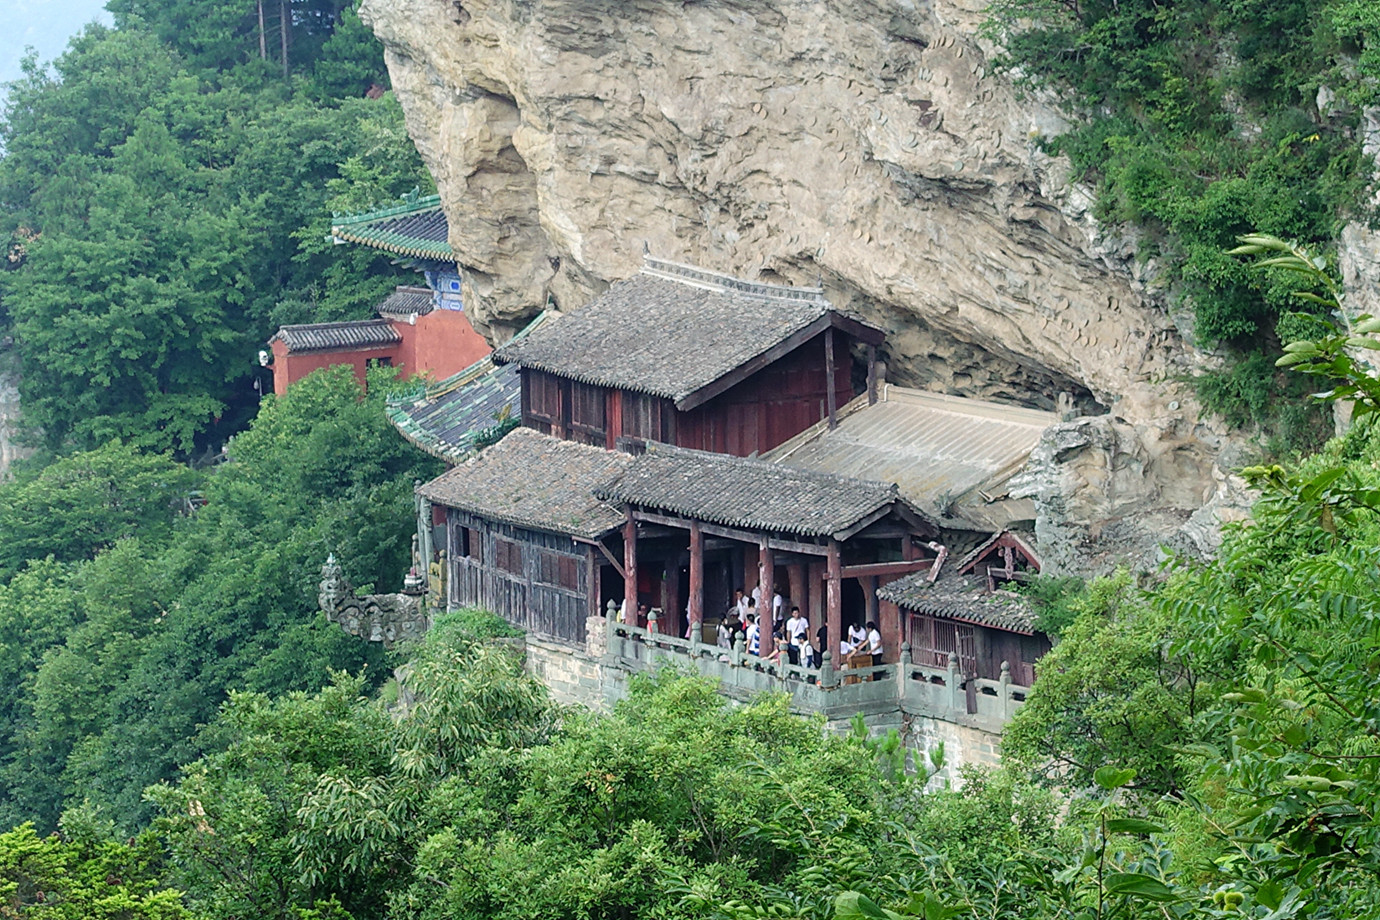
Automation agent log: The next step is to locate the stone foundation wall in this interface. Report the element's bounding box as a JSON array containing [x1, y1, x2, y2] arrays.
[[904, 712, 1004, 785], [519, 628, 1007, 780]]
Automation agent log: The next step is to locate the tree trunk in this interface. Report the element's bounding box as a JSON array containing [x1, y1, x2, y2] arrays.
[[279, 0, 290, 78], [258, 0, 267, 60]]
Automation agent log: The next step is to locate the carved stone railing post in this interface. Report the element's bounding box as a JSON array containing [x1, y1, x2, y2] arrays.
[[947, 651, 962, 711], [899, 642, 912, 703], [820, 649, 836, 689], [1000, 660, 1012, 720], [732, 636, 745, 668]]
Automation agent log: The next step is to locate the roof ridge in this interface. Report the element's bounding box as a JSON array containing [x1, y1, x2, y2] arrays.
[[645, 440, 899, 495], [641, 255, 827, 303], [278, 318, 394, 332], [331, 193, 444, 227]]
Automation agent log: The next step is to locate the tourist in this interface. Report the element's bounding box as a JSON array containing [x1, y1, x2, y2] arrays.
[[847, 621, 867, 651], [785, 606, 806, 665], [716, 617, 733, 649], [865, 620, 884, 680], [745, 613, 761, 656], [812, 623, 828, 669]]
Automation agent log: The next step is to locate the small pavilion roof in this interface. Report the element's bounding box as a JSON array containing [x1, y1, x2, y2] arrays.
[[269, 319, 400, 354], [595, 442, 933, 541], [495, 256, 883, 410], [878, 570, 1039, 634], [376, 286, 435, 318], [766, 386, 1055, 530], [330, 194, 452, 261], [417, 427, 632, 540]]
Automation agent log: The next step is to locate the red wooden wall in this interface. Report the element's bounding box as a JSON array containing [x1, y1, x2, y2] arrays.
[[520, 330, 855, 457]]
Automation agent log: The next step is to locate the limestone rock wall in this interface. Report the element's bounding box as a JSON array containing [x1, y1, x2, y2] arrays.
[[360, 0, 1251, 565]]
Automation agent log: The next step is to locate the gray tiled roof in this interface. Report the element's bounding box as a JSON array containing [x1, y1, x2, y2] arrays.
[[494, 258, 880, 406], [879, 571, 1038, 634], [376, 286, 434, 317], [417, 427, 632, 539], [595, 442, 925, 539], [269, 319, 400, 353]]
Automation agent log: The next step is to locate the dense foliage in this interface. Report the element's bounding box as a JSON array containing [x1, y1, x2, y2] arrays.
[[0, 366, 440, 834], [982, 0, 1379, 447], [0, 2, 432, 453]]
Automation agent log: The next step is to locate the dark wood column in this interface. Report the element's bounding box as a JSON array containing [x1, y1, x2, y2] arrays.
[[826, 540, 842, 663], [807, 559, 825, 628], [759, 539, 775, 627], [688, 521, 703, 632], [623, 512, 637, 618], [787, 562, 805, 619], [825, 327, 837, 430], [866, 344, 878, 405]]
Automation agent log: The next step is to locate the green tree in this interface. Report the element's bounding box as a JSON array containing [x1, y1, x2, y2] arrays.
[[0, 442, 197, 581], [0, 820, 194, 919]]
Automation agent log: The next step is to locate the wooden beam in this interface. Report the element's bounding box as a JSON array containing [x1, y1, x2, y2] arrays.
[[627, 508, 830, 556], [825, 326, 837, 430], [689, 521, 703, 628], [828, 311, 886, 347], [837, 559, 934, 579], [577, 537, 626, 580], [623, 512, 637, 616]]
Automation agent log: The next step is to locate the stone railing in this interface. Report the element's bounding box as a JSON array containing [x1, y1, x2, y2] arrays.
[[601, 613, 1028, 729], [899, 652, 1029, 735]]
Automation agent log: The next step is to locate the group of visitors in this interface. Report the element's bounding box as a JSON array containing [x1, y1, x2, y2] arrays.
[[713, 586, 883, 674]]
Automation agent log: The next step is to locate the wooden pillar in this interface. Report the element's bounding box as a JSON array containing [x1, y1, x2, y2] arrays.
[[743, 544, 759, 596], [880, 599, 902, 667], [688, 521, 703, 630], [586, 549, 599, 620], [759, 540, 775, 628], [864, 574, 878, 628], [807, 559, 825, 625], [623, 512, 637, 617], [826, 540, 842, 663], [866, 344, 878, 405], [787, 562, 805, 620], [664, 559, 681, 636], [824, 327, 837, 430], [902, 533, 918, 561]]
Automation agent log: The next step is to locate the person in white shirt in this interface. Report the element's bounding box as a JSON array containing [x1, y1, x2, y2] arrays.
[[784, 606, 806, 665], [847, 622, 867, 650], [716, 619, 733, 649], [733, 589, 749, 620], [864, 620, 884, 680]]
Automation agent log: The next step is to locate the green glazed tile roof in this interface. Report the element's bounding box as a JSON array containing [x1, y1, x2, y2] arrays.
[[331, 194, 453, 260], [385, 313, 550, 464]]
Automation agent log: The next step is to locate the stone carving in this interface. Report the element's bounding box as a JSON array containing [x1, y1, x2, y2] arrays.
[[318, 553, 430, 647]]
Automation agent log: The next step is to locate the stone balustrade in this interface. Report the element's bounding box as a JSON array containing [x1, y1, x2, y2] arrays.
[[601, 614, 1028, 731]]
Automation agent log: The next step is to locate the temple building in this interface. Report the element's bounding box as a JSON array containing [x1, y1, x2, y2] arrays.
[[400, 254, 1059, 760], [266, 194, 490, 394]]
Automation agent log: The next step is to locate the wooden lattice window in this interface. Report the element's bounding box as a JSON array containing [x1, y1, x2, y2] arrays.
[[569, 382, 607, 446], [537, 551, 580, 591]]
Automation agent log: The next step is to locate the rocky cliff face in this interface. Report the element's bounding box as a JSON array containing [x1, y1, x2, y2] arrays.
[[360, 0, 1252, 571]]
